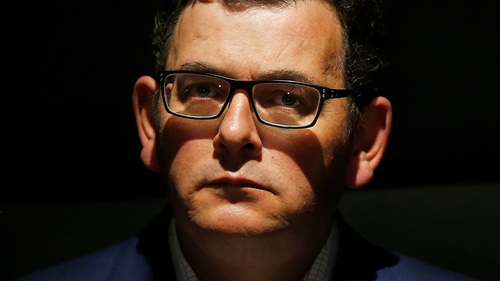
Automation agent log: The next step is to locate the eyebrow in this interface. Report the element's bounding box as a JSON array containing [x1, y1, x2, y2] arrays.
[[178, 61, 223, 74], [258, 69, 319, 84], [176, 61, 320, 85]]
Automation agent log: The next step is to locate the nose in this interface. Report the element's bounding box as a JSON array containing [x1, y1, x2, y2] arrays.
[[213, 90, 263, 157]]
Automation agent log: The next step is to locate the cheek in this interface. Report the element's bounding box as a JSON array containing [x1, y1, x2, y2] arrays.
[[264, 131, 331, 198], [264, 127, 341, 174], [157, 116, 219, 187], [262, 108, 350, 195], [158, 116, 219, 158]]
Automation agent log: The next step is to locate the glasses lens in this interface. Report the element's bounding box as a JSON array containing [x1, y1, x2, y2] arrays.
[[253, 83, 321, 127], [164, 73, 230, 117]]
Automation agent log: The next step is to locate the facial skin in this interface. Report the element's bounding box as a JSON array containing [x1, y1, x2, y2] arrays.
[[162, 0, 348, 237], [134, 1, 391, 280]]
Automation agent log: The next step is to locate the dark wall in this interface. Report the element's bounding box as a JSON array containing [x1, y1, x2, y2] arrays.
[[375, 1, 500, 187], [7, 1, 161, 202], [5, 0, 500, 203]]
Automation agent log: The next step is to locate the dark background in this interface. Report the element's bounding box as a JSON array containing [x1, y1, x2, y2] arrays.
[[2, 0, 500, 280]]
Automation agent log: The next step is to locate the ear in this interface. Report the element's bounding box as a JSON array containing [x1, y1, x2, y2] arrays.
[[346, 97, 392, 189], [133, 76, 160, 172]]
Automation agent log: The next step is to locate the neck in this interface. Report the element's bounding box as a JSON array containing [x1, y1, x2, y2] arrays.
[[174, 217, 335, 281]]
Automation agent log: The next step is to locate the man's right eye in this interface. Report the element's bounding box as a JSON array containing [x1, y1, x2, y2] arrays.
[[184, 83, 218, 98]]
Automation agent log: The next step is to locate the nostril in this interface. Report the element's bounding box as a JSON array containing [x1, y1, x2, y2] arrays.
[[214, 138, 229, 154], [242, 143, 255, 151]]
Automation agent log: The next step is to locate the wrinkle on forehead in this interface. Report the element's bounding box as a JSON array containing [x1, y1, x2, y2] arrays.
[[169, 0, 344, 87]]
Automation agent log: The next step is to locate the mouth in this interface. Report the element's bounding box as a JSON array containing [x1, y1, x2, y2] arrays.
[[205, 177, 272, 193]]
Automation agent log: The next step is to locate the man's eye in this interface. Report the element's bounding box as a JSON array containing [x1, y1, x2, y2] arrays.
[[185, 83, 217, 98], [273, 92, 301, 107]]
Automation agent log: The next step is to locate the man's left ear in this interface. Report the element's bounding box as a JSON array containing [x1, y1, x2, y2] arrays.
[[347, 96, 392, 189]]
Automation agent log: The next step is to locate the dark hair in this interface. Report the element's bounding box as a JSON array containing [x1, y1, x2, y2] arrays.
[[151, 0, 387, 132]]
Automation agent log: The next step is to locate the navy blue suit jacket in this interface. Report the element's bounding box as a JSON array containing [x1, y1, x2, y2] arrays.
[[18, 208, 478, 281]]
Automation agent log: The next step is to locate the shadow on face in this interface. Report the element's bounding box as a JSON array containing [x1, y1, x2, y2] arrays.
[[158, 105, 348, 206]]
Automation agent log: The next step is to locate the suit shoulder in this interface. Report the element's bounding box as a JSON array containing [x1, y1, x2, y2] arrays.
[[375, 253, 479, 281], [17, 237, 150, 281]]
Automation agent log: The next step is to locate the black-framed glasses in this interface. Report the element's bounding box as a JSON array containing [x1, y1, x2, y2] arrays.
[[158, 70, 357, 128]]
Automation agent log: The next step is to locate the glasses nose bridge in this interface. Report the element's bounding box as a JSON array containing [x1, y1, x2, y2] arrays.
[[223, 80, 257, 115], [227, 79, 255, 100], [218, 80, 259, 130]]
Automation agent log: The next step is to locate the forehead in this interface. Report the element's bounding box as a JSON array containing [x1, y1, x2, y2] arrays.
[[167, 0, 344, 87]]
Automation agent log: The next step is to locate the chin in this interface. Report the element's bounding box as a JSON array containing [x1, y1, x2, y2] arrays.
[[195, 207, 288, 237], [182, 194, 291, 237]]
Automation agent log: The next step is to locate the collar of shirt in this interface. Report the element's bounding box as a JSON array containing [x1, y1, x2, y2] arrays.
[[168, 218, 339, 281]]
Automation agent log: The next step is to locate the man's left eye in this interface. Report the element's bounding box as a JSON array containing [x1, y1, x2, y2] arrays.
[[273, 92, 300, 107]]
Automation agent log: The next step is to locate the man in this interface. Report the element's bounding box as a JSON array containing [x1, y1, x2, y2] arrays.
[[19, 0, 477, 280]]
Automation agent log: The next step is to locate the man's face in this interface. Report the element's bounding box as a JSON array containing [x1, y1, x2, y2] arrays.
[[157, 0, 352, 236]]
